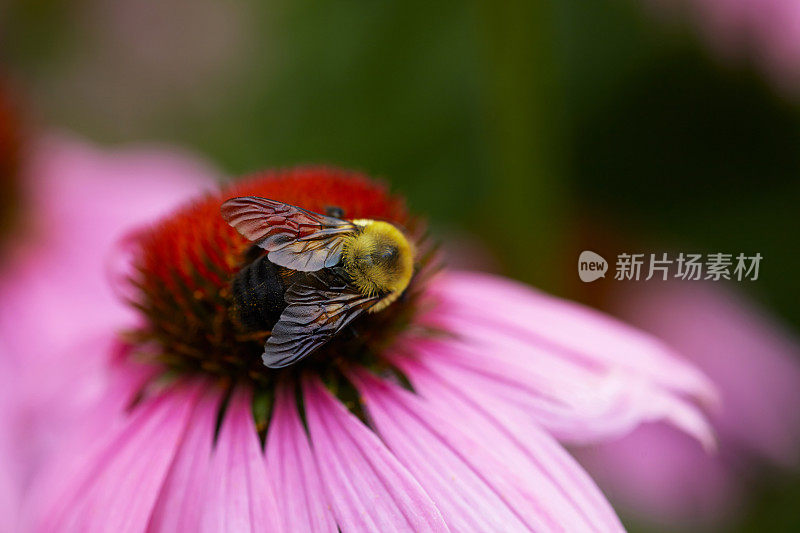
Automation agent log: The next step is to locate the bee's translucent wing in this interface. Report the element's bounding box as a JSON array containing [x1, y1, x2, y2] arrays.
[[221, 196, 356, 271], [262, 270, 379, 368]]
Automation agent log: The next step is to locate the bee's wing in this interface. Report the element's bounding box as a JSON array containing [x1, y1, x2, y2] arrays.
[[262, 271, 380, 368], [221, 196, 356, 271]]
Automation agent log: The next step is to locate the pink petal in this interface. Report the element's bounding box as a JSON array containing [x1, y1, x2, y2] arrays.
[[265, 384, 337, 533], [199, 385, 281, 532], [429, 271, 715, 403], [420, 271, 716, 447], [0, 451, 17, 533], [303, 377, 449, 532], [147, 385, 223, 532], [351, 368, 624, 532], [21, 353, 159, 531], [386, 359, 625, 530], [35, 380, 204, 533], [403, 337, 714, 451], [0, 357, 20, 532]]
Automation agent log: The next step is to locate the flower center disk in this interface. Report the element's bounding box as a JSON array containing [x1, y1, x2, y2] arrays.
[[126, 167, 426, 389]]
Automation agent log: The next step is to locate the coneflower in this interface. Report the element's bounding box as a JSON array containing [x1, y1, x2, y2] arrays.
[[7, 161, 716, 532]]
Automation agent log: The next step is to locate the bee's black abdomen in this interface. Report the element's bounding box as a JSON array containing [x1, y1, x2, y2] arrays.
[[231, 254, 288, 332]]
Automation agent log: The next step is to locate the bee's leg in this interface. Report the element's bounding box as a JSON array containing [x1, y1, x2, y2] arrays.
[[325, 206, 345, 219], [235, 330, 271, 342]]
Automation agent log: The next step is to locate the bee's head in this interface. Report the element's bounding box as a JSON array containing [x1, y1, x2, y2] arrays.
[[344, 220, 414, 297]]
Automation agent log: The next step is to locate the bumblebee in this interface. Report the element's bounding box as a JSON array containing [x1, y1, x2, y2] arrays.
[[221, 197, 415, 368]]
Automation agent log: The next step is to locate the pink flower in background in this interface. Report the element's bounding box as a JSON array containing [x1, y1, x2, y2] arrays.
[[649, 0, 800, 94], [1, 145, 718, 531], [0, 134, 219, 530], [578, 280, 800, 528]]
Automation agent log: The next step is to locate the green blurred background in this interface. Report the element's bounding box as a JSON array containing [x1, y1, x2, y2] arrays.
[[3, 0, 800, 530]]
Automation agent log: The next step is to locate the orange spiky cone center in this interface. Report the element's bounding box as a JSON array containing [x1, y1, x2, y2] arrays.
[[127, 167, 424, 388]]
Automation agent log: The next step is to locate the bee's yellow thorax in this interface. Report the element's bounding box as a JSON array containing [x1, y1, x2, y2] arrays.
[[342, 220, 414, 311]]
